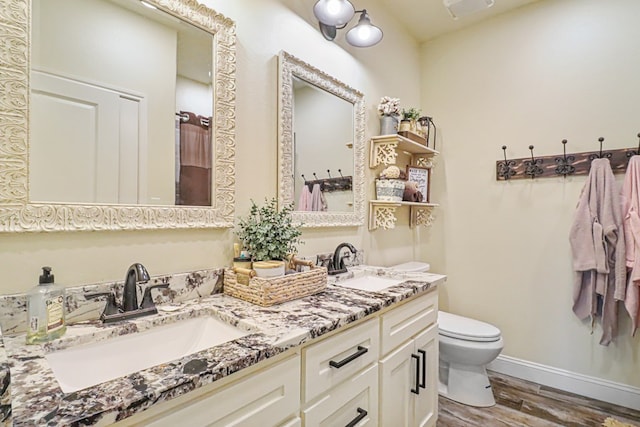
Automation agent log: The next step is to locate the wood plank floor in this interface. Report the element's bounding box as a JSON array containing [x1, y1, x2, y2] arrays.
[[437, 371, 640, 427]]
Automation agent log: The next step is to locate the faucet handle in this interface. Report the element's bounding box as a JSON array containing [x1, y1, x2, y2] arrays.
[[86, 291, 120, 316], [140, 283, 170, 309]]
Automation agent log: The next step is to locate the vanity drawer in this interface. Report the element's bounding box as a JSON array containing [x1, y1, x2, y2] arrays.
[[302, 363, 378, 427], [302, 318, 379, 403], [380, 291, 437, 356]]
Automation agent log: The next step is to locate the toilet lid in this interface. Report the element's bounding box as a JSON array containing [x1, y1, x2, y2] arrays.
[[438, 311, 501, 342]]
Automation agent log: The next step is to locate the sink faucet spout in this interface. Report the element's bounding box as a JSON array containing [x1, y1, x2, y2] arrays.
[[123, 263, 150, 312], [329, 243, 357, 275]]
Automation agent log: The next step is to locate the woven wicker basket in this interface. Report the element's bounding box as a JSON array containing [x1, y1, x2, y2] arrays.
[[223, 260, 328, 306]]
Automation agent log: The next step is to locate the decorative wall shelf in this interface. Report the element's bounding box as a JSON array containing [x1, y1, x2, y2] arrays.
[[368, 134, 441, 230], [369, 201, 438, 230], [370, 134, 439, 168]]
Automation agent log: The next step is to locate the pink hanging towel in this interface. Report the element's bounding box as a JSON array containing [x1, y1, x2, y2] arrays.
[[622, 156, 640, 335]]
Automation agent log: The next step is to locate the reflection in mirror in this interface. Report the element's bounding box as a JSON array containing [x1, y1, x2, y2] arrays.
[[0, 0, 236, 232], [30, 0, 213, 206], [293, 76, 353, 212], [278, 51, 365, 227]]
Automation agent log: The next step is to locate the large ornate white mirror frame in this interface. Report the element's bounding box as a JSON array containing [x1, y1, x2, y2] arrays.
[[277, 51, 365, 227], [0, 0, 236, 232]]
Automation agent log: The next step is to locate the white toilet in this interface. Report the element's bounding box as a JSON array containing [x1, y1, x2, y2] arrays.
[[389, 262, 504, 407]]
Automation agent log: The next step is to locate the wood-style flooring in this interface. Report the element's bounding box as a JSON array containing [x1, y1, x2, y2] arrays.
[[437, 371, 640, 427]]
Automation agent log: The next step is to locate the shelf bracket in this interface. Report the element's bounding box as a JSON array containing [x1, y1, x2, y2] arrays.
[[369, 203, 400, 230], [370, 141, 399, 167], [410, 205, 435, 229]]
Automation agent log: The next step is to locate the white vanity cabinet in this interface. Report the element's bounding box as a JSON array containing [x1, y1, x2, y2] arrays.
[[112, 288, 439, 427], [117, 354, 301, 427], [379, 292, 439, 427]]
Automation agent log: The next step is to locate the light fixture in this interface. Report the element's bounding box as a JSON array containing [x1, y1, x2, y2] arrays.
[[313, 0, 355, 27], [345, 10, 383, 48], [313, 1, 383, 48]]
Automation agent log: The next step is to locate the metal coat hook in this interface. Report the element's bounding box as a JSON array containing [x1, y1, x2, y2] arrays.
[[524, 145, 544, 179], [301, 174, 306, 181], [338, 169, 344, 178], [313, 172, 318, 180], [554, 139, 575, 177], [589, 137, 612, 160], [497, 145, 516, 180], [627, 133, 640, 159], [327, 169, 332, 178]]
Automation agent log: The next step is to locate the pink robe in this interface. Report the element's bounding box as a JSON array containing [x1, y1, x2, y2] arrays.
[[622, 156, 640, 335], [569, 158, 626, 346]]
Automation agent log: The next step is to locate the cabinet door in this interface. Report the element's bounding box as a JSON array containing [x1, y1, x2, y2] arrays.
[[303, 364, 378, 427], [142, 355, 300, 427], [413, 324, 438, 427], [379, 339, 415, 427]]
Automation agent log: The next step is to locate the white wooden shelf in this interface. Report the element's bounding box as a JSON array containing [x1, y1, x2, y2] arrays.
[[368, 200, 439, 231], [370, 134, 439, 168]]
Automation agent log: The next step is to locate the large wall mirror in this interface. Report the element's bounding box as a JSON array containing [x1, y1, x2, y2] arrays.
[[277, 51, 365, 227], [0, 0, 236, 232]]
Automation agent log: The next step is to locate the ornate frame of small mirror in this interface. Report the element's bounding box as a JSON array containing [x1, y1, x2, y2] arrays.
[[0, 0, 236, 232], [277, 51, 365, 227]]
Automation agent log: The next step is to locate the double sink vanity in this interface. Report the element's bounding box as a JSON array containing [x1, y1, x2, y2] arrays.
[[1, 266, 445, 426]]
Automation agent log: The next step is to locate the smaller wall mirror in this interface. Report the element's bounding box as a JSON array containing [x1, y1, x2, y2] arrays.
[[277, 51, 365, 227]]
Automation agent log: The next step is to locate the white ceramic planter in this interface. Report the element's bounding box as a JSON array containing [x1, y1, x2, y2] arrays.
[[253, 261, 285, 278]]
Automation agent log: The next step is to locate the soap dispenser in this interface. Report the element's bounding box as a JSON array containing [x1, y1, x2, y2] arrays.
[[26, 266, 67, 344]]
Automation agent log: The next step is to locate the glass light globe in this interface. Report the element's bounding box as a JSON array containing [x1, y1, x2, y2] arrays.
[[345, 11, 383, 47], [313, 0, 355, 27]]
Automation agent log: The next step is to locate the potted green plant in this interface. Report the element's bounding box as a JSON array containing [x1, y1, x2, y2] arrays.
[[399, 107, 422, 132], [235, 198, 303, 277]]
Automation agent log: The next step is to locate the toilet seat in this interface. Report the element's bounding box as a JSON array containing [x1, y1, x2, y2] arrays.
[[438, 311, 501, 342]]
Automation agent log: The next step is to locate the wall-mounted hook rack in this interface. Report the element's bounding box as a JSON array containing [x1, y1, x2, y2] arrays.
[[496, 133, 640, 181], [302, 170, 353, 192]]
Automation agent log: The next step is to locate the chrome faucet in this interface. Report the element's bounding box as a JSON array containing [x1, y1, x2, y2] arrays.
[[329, 243, 357, 275], [123, 263, 150, 312]]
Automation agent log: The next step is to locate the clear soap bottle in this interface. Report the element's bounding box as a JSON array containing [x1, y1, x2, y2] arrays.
[[26, 266, 67, 344]]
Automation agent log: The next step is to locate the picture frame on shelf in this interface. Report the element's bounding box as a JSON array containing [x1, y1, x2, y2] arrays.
[[406, 165, 431, 203]]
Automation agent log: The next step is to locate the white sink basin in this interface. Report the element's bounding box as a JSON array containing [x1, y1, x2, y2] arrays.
[[45, 316, 251, 393], [335, 274, 404, 292]]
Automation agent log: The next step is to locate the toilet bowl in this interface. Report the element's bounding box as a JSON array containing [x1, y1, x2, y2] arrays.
[[389, 262, 504, 408], [438, 311, 503, 407]]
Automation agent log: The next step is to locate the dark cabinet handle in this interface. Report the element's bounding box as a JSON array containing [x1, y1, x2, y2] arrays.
[[345, 407, 367, 427], [329, 346, 368, 369], [411, 353, 420, 394], [418, 349, 426, 389]]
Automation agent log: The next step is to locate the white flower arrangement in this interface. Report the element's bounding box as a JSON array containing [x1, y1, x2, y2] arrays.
[[377, 96, 401, 116]]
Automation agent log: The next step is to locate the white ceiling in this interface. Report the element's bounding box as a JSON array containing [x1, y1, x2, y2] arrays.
[[376, 0, 539, 42]]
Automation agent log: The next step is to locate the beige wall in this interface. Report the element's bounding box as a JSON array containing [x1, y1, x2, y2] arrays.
[[422, 0, 640, 387], [0, 0, 426, 293]]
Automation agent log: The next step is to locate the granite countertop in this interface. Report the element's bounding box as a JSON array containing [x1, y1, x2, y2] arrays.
[[1, 267, 445, 426]]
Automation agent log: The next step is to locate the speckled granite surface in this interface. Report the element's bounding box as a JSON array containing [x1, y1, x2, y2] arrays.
[[1, 266, 445, 426]]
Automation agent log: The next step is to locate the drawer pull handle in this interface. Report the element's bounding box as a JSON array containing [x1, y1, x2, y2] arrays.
[[329, 346, 368, 369], [418, 349, 426, 389], [411, 353, 420, 394], [345, 407, 367, 427]]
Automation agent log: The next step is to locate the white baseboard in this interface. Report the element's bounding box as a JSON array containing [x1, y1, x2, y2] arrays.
[[487, 355, 640, 411]]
